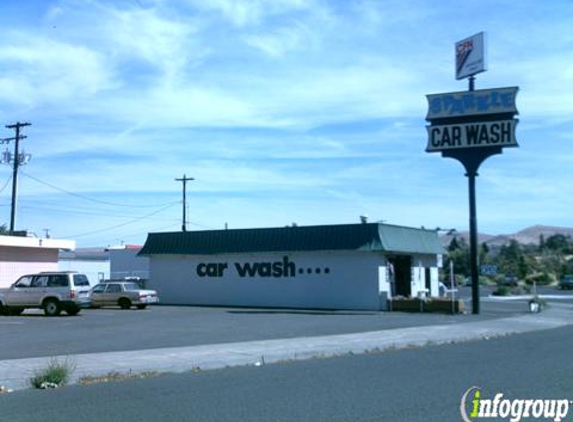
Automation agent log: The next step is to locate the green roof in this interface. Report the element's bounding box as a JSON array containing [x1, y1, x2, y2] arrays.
[[139, 223, 444, 256]]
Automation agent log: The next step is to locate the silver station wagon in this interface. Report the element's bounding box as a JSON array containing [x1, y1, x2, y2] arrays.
[[89, 281, 159, 310]]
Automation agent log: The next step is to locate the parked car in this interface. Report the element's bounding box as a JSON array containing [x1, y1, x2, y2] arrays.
[[559, 275, 573, 290], [501, 273, 519, 287], [89, 281, 159, 309], [101, 276, 146, 289], [0, 271, 92, 316]]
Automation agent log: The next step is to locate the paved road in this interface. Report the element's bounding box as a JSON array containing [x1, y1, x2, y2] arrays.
[[2, 324, 573, 422], [0, 297, 536, 360]]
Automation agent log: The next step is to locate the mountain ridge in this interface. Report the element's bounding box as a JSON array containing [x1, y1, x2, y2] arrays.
[[440, 225, 573, 247]]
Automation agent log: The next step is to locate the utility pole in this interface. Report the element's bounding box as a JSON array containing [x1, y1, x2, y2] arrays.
[[175, 174, 194, 232], [3, 122, 31, 233]]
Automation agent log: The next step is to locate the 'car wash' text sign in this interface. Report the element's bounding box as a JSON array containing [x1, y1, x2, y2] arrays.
[[427, 120, 517, 151], [425, 87, 519, 153]]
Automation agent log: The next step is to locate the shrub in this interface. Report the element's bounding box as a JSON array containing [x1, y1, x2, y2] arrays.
[[492, 285, 509, 296], [391, 297, 464, 314], [525, 272, 554, 286], [492, 285, 531, 296], [30, 358, 75, 389]]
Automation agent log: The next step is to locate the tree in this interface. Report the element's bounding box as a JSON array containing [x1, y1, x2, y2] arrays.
[[496, 240, 524, 277], [479, 242, 490, 265], [545, 234, 572, 253], [446, 236, 470, 277], [539, 234, 546, 252], [0, 224, 7, 235]]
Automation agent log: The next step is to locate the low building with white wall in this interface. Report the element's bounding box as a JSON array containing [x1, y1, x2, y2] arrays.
[[58, 248, 110, 286], [0, 235, 75, 288], [109, 245, 149, 280], [139, 223, 444, 311]]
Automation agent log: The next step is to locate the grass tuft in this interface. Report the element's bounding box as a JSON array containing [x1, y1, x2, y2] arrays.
[[30, 358, 76, 389]]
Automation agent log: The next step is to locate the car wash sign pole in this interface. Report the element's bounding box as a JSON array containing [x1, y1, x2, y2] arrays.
[[425, 32, 519, 314]]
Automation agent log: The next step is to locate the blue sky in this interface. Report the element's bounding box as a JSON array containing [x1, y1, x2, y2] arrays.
[[0, 0, 571, 247]]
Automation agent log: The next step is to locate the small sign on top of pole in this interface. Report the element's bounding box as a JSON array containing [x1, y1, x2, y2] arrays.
[[456, 32, 487, 91]]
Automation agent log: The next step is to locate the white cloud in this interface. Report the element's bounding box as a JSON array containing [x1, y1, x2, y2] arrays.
[[244, 23, 313, 58], [185, 0, 317, 27], [100, 6, 203, 79], [45, 0, 207, 81], [0, 34, 114, 107]]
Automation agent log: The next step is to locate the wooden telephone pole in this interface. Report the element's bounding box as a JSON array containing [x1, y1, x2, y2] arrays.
[[4, 122, 31, 233], [175, 174, 194, 232]]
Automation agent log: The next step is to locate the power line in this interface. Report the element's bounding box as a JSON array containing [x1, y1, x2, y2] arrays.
[[109, 223, 183, 242], [61, 202, 179, 239], [0, 175, 12, 194], [18, 202, 180, 220], [20, 171, 179, 208]]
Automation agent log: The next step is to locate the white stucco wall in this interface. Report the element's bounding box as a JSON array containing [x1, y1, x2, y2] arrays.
[[410, 254, 440, 297], [109, 248, 149, 279], [148, 250, 388, 311], [0, 236, 75, 288], [0, 246, 59, 288], [58, 260, 109, 286]]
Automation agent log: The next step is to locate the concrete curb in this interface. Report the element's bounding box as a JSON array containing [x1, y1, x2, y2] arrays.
[[1, 306, 571, 392]]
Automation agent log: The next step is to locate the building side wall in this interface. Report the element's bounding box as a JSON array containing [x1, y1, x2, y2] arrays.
[[0, 247, 59, 288], [148, 251, 385, 311], [110, 249, 149, 280], [410, 254, 440, 297], [58, 260, 110, 286]]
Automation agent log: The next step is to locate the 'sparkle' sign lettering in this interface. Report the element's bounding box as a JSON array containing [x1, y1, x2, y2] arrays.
[[426, 87, 518, 119], [425, 87, 519, 154]]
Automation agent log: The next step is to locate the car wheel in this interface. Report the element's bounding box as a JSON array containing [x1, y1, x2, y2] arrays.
[[43, 299, 61, 317], [118, 298, 131, 310], [136, 304, 147, 310]]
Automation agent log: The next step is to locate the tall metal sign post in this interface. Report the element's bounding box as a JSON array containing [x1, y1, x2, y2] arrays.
[[425, 32, 519, 314]]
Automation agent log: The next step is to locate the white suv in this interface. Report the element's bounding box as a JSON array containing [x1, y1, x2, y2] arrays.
[[0, 271, 92, 316]]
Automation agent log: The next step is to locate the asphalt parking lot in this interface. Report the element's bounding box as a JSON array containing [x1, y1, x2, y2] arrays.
[[1, 285, 561, 361]]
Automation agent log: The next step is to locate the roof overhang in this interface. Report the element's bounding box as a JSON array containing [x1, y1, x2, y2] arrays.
[[139, 223, 445, 257], [0, 235, 76, 251]]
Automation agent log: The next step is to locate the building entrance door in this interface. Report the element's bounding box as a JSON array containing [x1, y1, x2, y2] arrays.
[[389, 255, 412, 297]]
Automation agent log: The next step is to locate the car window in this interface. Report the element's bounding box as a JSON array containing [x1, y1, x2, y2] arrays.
[[91, 284, 106, 293], [14, 276, 33, 288], [105, 284, 122, 293], [123, 283, 140, 291], [31, 276, 49, 288], [47, 275, 69, 287], [73, 274, 90, 287]]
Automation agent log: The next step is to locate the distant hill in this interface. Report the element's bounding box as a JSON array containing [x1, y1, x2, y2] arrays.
[[440, 225, 573, 247]]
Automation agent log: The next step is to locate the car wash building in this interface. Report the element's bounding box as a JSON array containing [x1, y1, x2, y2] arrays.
[[139, 223, 444, 311]]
